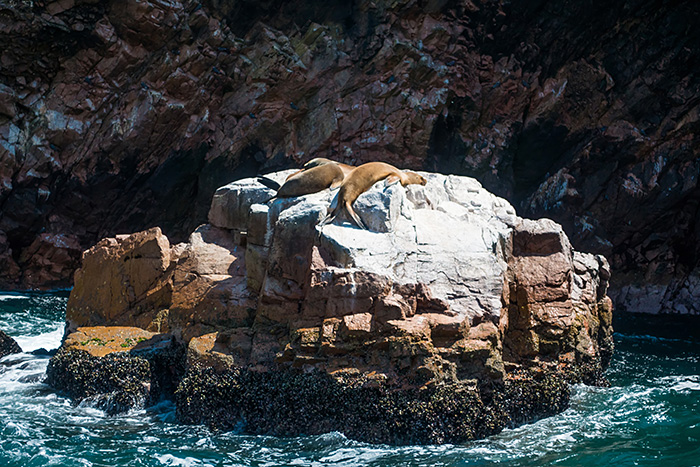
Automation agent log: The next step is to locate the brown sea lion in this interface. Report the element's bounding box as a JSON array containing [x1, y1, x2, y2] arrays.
[[285, 157, 355, 180], [271, 161, 345, 200], [320, 161, 427, 229]]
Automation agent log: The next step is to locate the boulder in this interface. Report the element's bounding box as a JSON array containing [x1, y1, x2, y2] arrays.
[[0, 329, 22, 358], [50, 170, 613, 444], [66, 227, 175, 334], [46, 326, 185, 415]]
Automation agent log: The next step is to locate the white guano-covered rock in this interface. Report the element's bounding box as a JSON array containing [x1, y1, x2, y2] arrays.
[[211, 171, 515, 324], [62, 167, 613, 402]]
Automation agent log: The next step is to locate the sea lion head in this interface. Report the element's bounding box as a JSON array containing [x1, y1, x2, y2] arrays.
[[302, 158, 334, 169], [403, 171, 427, 186]]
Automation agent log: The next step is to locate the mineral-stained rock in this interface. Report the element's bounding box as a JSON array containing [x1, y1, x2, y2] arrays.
[[66, 227, 176, 334], [49, 171, 612, 444], [0, 329, 22, 358], [503, 218, 613, 385], [66, 224, 257, 339], [63, 326, 167, 358]]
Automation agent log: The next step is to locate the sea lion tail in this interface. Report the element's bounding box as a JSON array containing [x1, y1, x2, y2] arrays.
[[257, 176, 281, 192]]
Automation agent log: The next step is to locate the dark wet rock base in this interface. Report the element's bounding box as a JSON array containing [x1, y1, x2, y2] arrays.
[[46, 344, 185, 416], [43, 329, 605, 445], [47, 346, 585, 445], [175, 365, 572, 445], [0, 329, 22, 358]]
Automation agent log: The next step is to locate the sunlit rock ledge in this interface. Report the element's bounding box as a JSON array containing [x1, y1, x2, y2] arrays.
[[46, 170, 613, 445]]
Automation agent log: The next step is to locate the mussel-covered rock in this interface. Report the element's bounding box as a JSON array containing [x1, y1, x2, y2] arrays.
[[46, 327, 185, 414]]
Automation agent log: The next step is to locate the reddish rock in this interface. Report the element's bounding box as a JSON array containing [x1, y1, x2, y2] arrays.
[[167, 224, 256, 342], [0, 0, 697, 318], [66, 224, 256, 340], [63, 326, 165, 358], [66, 227, 175, 333], [19, 233, 83, 289], [503, 219, 612, 380]]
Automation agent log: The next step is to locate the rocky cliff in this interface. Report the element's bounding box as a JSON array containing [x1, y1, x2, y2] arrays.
[[47, 171, 612, 444], [1, 0, 697, 313]]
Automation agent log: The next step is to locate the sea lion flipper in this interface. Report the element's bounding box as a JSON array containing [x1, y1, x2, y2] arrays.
[[319, 213, 334, 227], [346, 202, 367, 230], [328, 190, 340, 210], [257, 176, 281, 191], [385, 174, 401, 186], [329, 178, 343, 190], [320, 193, 339, 228]]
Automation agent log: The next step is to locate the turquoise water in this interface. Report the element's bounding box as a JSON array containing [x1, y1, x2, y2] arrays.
[[1, 292, 699, 467]]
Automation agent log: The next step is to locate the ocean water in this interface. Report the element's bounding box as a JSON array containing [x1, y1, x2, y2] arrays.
[[1, 292, 699, 467]]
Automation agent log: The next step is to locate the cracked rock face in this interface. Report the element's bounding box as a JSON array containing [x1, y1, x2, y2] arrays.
[[53, 171, 613, 443], [0, 1, 697, 317]]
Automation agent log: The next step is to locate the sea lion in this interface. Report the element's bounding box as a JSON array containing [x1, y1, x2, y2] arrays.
[[285, 157, 355, 181], [264, 162, 345, 201], [320, 161, 427, 229]]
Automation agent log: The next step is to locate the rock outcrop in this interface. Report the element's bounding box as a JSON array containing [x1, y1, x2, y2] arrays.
[[0, 329, 22, 358], [46, 326, 184, 414], [49, 171, 612, 444], [0, 0, 697, 317]]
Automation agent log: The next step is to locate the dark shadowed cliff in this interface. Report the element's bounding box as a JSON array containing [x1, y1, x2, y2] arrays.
[[0, 0, 698, 314]]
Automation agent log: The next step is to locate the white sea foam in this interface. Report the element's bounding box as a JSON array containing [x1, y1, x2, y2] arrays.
[[0, 294, 29, 301], [665, 375, 700, 392], [12, 325, 63, 353], [155, 453, 214, 467]]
